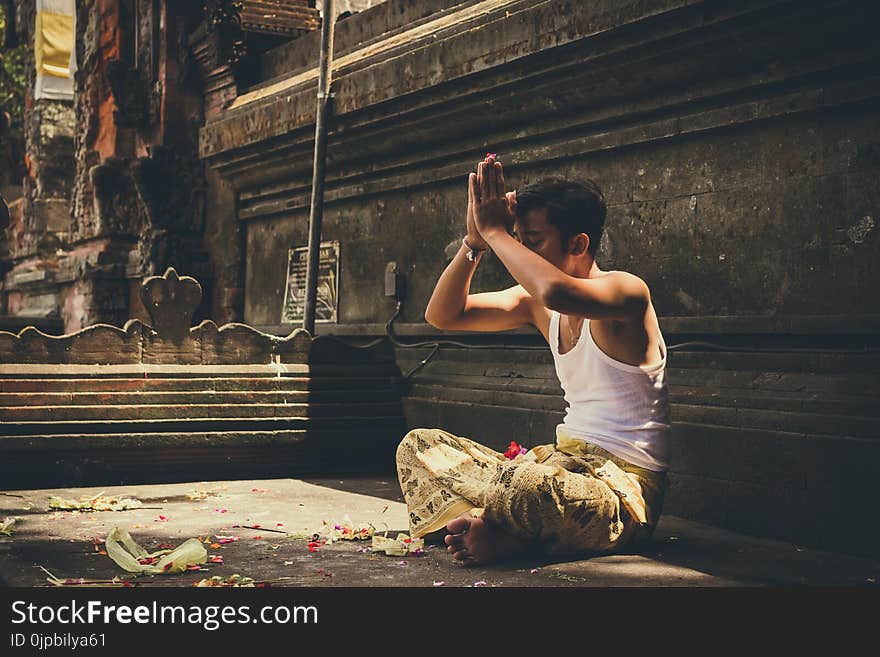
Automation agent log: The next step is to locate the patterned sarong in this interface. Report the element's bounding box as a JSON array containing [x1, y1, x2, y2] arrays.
[[395, 427, 668, 557]]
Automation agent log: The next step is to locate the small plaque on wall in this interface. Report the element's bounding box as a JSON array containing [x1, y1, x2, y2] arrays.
[[281, 240, 340, 324]]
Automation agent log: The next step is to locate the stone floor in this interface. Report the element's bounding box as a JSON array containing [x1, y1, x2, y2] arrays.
[[1, 477, 878, 587]]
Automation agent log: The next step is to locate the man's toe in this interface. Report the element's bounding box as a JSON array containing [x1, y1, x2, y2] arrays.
[[452, 549, 473, 562], [446, 516, 471, 535]]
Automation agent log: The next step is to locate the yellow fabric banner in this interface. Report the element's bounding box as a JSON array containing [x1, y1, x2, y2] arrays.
[[34, 0, 75, 100], [35, 11, 74, 79]]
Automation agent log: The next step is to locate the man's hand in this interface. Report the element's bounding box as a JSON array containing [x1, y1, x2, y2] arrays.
[[471, 155, 516, 240], [465, 171, 489, 250]]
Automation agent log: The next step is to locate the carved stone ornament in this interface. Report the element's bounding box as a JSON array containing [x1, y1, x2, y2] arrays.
[[140, 266, 203, 340]]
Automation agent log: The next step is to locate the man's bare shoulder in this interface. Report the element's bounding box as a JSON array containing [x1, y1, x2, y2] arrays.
[[507, 283, 539, 317], [510, 284, 552, 338], [607, 269, 650, 288], [606, 270, 652, 308]]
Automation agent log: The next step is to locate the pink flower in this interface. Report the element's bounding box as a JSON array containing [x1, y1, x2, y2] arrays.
[[504, 441, 527, 460]]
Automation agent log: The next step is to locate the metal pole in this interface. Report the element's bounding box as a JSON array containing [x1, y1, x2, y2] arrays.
[[302, 0, 335, 335]]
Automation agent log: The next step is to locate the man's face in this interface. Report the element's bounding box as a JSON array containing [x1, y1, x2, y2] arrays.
[[511, 206, 574, 272]]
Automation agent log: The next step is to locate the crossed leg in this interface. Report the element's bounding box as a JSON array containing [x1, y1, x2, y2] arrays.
[[396, 428, 639, 566]]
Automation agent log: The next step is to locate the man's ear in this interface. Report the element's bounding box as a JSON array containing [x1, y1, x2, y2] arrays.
[[565, 233, 589, 256], [505, 190, 517, 214]]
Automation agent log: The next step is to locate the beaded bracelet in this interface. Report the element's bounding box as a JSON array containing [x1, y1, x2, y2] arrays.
[[462, 236, 486, 261]]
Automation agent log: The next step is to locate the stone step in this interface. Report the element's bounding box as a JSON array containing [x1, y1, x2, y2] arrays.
[[670, 385, 880, 416], [396, 357, 557, 380], [401, 370, 563, 393], [408, 380, 880, 420], [0, 375, 401, 393], [0, 362, 402, 377], [409, 383, 566, 411], [393, 346, 555, 365], [0, 426, 405, 452], [666, 368, 880, 398], [394, 346, 880, 373], [0, 387, 399, 406], [0, 429, 405, 489], [0, 414, 406, 437], [0, 400, 404, 421], [670, 403, 880, 438], [398, 353, 880, 398], [669, 421, 878, 489], [405, 387, 879, 438]]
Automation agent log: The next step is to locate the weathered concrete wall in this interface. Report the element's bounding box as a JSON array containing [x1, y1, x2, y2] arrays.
[[202, 0, 880, 329], [203, 164, 245, 325], [258, 0, 465, 83], [200, 0, 880, 557]]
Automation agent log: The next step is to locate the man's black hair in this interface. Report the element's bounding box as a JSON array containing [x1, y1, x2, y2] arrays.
[[514, 176, 606, 257]]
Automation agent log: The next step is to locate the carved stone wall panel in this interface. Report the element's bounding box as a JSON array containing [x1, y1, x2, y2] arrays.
[[0, 322, 143, 365], [272, 328, 313, 364], [0, 268, 310, 365]]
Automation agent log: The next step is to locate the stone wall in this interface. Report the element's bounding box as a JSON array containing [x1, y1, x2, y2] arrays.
[[2, 0, 217, 333], [202, 0, 879, 330], [200, 0, 880, 557], [1, 0, 75, 324], [70, 0, 212, 332]]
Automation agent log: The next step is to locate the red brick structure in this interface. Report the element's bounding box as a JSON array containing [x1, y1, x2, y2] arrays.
[[1, 1, 324, 333]]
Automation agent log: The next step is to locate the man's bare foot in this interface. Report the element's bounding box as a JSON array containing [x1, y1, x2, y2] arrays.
[[444, 513, 532, 565]]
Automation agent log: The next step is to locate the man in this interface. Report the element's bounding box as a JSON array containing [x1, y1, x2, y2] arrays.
[[396, 155, 670, 565]]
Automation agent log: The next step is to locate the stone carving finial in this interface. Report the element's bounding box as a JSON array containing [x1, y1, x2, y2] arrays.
[[141, 267, 202, 340]]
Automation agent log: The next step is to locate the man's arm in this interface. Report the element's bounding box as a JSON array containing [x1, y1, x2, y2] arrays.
[[483, 229, 649, 321], [425, 167, 535, 332], [424, 241, 535, 331], [473, 157, 648, 322]]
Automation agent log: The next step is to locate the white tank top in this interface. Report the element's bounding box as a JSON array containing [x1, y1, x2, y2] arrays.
[[548, 309, 671, 472]]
